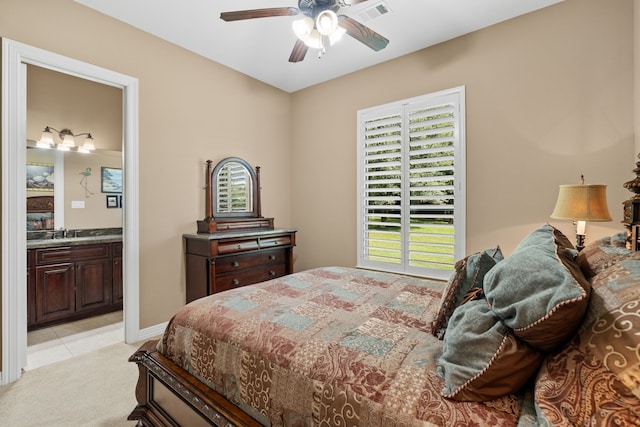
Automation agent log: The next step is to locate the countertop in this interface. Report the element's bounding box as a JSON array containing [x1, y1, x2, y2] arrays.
[[27, 234, 123, 249]]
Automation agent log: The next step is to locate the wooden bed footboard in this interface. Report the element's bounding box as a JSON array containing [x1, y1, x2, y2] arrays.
[[128, 340, 262, 427]]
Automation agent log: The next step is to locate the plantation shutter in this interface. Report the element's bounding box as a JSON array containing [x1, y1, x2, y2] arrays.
[[357, 88, 465, 280]]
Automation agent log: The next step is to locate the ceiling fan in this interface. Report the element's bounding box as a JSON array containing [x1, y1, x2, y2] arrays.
[[220, 0, 389, 63]]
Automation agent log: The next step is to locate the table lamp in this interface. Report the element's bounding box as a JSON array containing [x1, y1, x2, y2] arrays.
[[550, 175, 612, 251]]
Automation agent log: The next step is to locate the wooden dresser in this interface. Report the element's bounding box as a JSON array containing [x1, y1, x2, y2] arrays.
[[184, 228, 296, 303], [185, 157, 297, 303]]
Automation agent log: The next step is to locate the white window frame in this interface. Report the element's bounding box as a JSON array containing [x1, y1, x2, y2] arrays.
[[356, 86, 466, 280]]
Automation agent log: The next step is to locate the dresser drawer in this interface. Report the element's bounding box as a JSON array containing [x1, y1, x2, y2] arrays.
[[216, 234, 294, 255], [215, 249, 287, 274], [214, 263, 287, 293], [217, 238, 260, 255]]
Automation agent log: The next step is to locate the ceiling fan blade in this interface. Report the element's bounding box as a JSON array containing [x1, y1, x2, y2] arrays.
[[348, 0, 370, 4], [289, 39, 308, 63], [338, 15, 389, 51], [220, 7, 299, 22]]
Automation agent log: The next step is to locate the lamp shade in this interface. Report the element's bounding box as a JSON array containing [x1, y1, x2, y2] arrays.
[[550, 184, 612, 222]]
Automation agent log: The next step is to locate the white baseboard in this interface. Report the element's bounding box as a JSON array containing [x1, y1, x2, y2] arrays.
[[132, 322, 168, 343]]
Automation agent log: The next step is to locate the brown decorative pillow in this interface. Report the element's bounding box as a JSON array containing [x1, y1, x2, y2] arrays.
[[431, 246, 503, 339], [483, 224, 591, 352], [438, 299, 543, 401]]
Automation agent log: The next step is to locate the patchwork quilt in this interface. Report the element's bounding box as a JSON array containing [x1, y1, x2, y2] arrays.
[[158, 267, 526, 426]]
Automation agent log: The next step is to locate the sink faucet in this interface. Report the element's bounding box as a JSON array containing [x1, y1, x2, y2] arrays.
[[58, 227, 69, 238]]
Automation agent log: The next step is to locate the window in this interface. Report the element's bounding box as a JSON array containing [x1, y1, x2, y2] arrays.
[[357, 87, 466, 280]]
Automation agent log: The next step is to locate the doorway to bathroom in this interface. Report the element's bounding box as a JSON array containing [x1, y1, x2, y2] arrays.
[[2, 38, 140, 384]]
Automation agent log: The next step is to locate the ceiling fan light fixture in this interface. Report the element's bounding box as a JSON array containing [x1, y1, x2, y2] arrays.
[[304, 29, 323, 49], [329, 26, 346, 45], [316, 10, 338, 36], [292, 16, 314, 40]]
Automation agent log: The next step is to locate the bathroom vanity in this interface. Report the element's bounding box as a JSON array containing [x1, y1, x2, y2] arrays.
[[27, 233, 123, 330]]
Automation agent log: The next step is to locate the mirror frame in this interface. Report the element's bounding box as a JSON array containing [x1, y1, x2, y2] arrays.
[[211, 157, 260, 219]]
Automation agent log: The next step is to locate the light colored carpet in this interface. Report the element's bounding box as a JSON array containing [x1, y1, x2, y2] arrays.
[[0, 341, 144, 427]]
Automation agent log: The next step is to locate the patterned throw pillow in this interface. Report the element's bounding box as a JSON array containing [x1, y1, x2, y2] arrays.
[[438, 299, 543, 401], [431, 246, 503, 339], [577, 232, 631, 279], [483, 224, 591, 352]]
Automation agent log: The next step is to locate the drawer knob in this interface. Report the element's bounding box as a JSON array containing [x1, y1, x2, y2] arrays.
[[232, 261, 239, 267], [269, 270, 276, 276], [232, 278, 240, 285], [269, 255, 276, 260]]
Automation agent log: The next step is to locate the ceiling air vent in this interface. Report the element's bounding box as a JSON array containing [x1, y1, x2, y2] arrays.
[[357, 1, 391, 22]]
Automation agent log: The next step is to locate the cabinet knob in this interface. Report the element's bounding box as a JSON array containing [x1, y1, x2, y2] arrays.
[[232, 261, 239, 267], [232, 278, 240, 285], [269, 255, 276, 260], [269, 270, 276, 276]]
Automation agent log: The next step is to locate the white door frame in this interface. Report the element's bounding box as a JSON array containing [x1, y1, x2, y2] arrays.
[[1, 38, 140, 384]]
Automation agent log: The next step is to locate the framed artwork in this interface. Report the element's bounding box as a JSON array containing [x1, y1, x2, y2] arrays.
[[101, 167, 123, 193], [26, 163, 54, 192], [106, 195, 119, 209]]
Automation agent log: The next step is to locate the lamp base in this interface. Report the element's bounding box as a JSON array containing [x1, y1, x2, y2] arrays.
[[575, 233, 585, 252]]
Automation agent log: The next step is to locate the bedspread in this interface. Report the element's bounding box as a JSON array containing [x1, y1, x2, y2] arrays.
[[158, 267, 527, 426]]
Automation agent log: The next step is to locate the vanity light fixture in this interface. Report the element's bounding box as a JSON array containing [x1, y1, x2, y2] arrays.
[[36, 126, 96, 153], [550, 175, 612, 251]]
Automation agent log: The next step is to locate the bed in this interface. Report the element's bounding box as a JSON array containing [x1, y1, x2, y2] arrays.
[[128, 226, 640, 426]]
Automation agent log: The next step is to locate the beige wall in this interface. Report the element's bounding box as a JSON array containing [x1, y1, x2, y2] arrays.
[[0, 0, 292, 332], [0, 0, 637, 361], [636, 0, 640, 155], [291, 0, 635, 270], [27, 64, 122, 152]]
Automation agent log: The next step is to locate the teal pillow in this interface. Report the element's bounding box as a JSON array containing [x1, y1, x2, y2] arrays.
[[437, 299, 543, 401], [431, 247, 503, 339], [483, 224, 591, 352]]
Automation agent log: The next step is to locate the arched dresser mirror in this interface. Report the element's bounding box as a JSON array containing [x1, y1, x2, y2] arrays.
[[197, 157, 274, 233]]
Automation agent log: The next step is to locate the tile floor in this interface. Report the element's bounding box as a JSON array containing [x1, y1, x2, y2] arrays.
[[26, 310, 124, 371]]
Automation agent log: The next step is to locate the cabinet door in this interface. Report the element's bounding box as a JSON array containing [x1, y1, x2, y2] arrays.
[[112, 256, 123, 304], [27, 250, 36, 327], [112, 242, 123, 304], [35, 263, 75, 323], [75, 258, 111, 312]]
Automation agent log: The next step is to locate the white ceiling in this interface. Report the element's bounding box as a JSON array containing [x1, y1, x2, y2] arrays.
[[75, 0, 564, 93]]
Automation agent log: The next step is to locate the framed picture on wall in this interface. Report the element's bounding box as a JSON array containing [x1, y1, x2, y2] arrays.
[[26, 163, 54, 192], [101, 167, 122, 193], [106, 195, 119, 209]]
